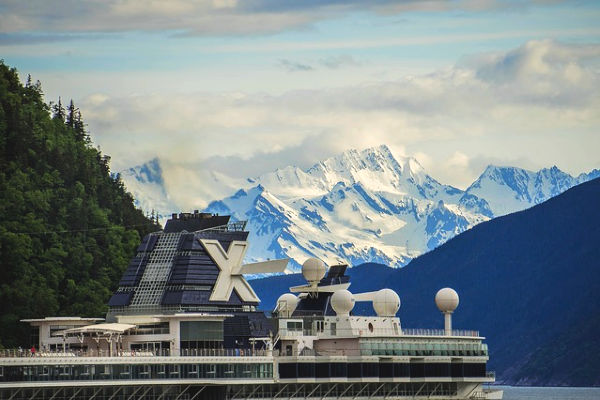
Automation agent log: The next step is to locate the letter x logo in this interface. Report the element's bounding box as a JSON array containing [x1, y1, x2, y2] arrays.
[[200, 239, 260, 303]]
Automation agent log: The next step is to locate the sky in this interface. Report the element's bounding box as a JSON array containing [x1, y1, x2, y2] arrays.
[[1, 0, 599, 198]]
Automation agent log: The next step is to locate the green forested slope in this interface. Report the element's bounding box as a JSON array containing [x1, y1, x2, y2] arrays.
[[0, 62, 160, 347]]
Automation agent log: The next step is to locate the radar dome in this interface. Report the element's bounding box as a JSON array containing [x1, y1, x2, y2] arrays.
[[435, 288, 459, 312], [331, 290, 355, 316], [373, 289, 400, 317], [276, 293, 298, 317], [302, 258, 326, 283]]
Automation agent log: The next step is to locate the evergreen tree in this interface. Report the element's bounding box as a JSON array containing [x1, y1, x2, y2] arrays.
[[51, 97, 66, 121], [66, 99, 76, 129], [0, 61, 161, 348]]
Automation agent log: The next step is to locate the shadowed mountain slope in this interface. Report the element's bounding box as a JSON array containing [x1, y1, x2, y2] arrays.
[[253, 177, 600, 386]]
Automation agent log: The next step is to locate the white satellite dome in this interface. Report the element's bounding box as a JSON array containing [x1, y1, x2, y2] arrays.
[[302, 258, 326, 283], [331, 290, 355, 316], [276, 293, 298, 317], [435, 288, 459, 313], [373, 288, 401, 317]]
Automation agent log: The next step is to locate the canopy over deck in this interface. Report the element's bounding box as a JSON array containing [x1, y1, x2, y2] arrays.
[[53, 323, 135, 337]]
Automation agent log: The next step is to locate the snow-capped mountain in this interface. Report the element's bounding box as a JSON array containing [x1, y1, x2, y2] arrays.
[[119, 158, 177, 220], [465, 165, 599, 216], [120, 146, 599, 271], [205, 145, 492, 269]]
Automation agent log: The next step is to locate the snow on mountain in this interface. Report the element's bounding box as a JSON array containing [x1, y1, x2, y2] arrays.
[[465, 165, 588, 216], [577, 168, 600, 183], [119, 158, 247, 224], [205, 145, 490, 270], [119, 158, 178, 221], [122, 147, 599, 271]]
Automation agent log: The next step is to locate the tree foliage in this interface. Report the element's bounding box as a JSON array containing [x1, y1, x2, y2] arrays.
[[0, 61, 161, 347]]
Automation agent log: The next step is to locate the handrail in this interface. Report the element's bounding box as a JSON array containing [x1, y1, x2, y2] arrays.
[[0, 348, 270, 358], [402, 329, 480, 337]]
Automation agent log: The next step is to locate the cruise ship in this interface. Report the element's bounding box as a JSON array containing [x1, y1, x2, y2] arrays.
[[0, 212, 502, 399]]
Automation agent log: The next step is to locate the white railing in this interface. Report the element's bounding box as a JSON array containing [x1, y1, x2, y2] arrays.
[[402, 328, 480, 337], [0, 348, 270, 358]]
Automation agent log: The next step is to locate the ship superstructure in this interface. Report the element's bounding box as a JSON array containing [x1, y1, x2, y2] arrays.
[[0, 212, 502, 399]]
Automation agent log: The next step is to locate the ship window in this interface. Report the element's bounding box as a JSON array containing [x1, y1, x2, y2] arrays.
[[187, 364, 198, 377], [315, 321, 325, 332], [131, 322, 169, 335], [180, 321, 223, 341], [49, 325, 77, 336], [99, 365, 111, 377], [286, 321, 302, 332], [29, 326, 39, 348], [315, 320, 324, 333], [331, 323, 337, 335], [368, 323, 374, 333], [141, 365, 151, 377]]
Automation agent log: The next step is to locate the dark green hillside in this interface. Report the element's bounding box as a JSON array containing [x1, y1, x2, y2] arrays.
[[0, 62, 160, 347]]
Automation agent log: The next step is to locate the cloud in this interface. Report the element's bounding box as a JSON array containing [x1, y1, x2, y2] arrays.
[[277, 55, 361, 72], [278, 59, 314, 72], [0, 0, 535, 38], [79, 39, 599, 192], [469, 39, 600, 106], [0, 33, 101, 45], [319, 55, 360, 69]]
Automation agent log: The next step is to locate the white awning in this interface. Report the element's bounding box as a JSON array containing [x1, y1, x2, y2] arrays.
[[54, 323, 136, 337]]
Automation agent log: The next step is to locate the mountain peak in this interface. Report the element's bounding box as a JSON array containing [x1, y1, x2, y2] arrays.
[[125, 157, 164, 185]]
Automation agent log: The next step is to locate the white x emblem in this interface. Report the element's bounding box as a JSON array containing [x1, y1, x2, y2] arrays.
[[201, 239, 260, 303]]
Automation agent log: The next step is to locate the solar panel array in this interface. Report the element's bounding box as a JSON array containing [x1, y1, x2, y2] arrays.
[[107, 228, 255, 318]]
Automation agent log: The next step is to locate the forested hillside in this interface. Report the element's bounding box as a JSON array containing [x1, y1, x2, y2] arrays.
[[0, 62, 160, 347]]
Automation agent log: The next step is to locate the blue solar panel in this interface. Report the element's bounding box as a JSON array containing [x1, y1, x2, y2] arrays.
[[195, 231, 249, 252], [162, 290, 211, 305], [108, 291, 134, 307], [118, 256, 149, 286], [136, 234, 158, 253], [161, 289, 245, 306], [167, 254, 220, 285], [178, 234, 204, 251]]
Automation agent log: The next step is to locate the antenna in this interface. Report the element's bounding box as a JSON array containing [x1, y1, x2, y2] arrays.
[[435, 288, 459, 336]]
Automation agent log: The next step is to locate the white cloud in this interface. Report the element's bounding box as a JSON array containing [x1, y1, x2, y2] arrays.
[[0, 0, 548, 38], [79, 39, 600, 194]]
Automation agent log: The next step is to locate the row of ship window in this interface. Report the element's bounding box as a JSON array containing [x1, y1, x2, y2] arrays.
[[360, 342, 488, 357], [0, 363, 273, 382], [278, 362, 487, 379]]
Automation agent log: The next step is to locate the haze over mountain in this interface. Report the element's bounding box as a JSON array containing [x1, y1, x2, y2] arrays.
[[251, 177, 600, 386], [121, 146, 599, 270]]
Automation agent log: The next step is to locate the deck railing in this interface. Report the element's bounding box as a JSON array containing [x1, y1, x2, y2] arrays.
[[0, 348, 270, 358], [402, 328, 480, 337]]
